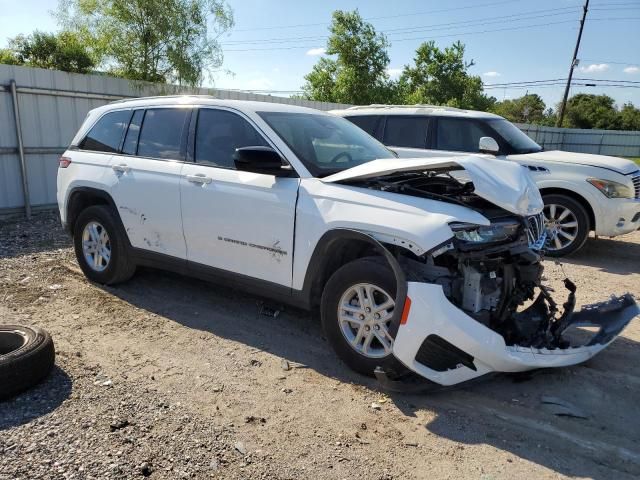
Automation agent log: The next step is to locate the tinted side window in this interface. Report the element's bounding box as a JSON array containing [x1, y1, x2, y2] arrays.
[[80, 110, 131, 153], [383, 116, 428, 148], [195, 109, 267, 168], [137, 108, 189, 160], [345, 116, 381, 139], [122, 109, 144, 155], [436, 118, 490, 153]]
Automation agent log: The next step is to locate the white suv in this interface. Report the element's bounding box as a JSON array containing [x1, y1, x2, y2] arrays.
[[57, 96, 638, 388], [331, 105, 640, 256]]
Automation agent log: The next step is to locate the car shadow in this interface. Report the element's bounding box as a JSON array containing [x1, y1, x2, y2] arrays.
[[558, 235, 640, 275], [102, 267, 640, 480], [0, 365, 72, 429]]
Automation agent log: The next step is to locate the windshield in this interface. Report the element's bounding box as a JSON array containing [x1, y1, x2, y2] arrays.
[[487, 119, 542, 154], [258, 112, 395, 177]]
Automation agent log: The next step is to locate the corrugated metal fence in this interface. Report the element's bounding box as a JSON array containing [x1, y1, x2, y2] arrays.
[[1, 64, 639, 217], [0, 65, 349, 216], [515, 123, 640, 158]]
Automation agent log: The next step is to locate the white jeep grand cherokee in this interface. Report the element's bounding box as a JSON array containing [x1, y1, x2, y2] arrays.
[[331, 105, 640, 257], [57, 96, 639, 388]]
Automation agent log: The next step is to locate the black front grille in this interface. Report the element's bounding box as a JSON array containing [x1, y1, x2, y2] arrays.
[[632, 173, 640, 199], [526, 212, 546, 250], [415, 335, 476, 372]]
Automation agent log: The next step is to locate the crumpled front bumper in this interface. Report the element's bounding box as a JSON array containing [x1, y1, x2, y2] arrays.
[[389, 282, 639, 387]]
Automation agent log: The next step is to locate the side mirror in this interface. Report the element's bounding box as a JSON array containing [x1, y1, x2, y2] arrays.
[[478, 137, 500, 155], [233, 146, 291, 176]]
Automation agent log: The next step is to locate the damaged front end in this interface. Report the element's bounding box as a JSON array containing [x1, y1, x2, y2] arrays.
[[383, 222, 639, 388], [337, 162, 638, 388]]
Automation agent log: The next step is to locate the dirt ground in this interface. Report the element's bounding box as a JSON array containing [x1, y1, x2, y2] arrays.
[[1, 211, 639, 480]]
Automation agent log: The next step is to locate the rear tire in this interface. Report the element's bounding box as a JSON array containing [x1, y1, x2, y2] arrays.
[[542, 194, 590, 257], [321, 258, 407, 377], [73, 205, 136, 285]]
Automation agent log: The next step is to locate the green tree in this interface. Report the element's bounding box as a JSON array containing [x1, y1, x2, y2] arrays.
[[1, 31, 95, 73], [491, 94, 547, 124], [562, 94, 620, 130], [398, 41, 495, 110], [618, 102, 640, 131], [302, 10, 394, 104], [57, 0, 234, 86]]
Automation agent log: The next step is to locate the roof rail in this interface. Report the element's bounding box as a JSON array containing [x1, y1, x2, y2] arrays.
[[346, 104, 468, 112], [109, 94, 216, 105]]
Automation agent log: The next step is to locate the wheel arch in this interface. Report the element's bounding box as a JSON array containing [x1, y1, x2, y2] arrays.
[[65, 187, 120, 237], [300, 229, 407, 337], [539, 187, 596, 231]]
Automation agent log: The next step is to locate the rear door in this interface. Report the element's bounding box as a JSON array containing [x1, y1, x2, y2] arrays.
[[107, 107, 191, 259], [180, 107, 299, 287]]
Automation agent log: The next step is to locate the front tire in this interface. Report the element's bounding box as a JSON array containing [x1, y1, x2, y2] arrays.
[[321, 258, 406, 377], [542, 194, 590, 257], [73, 205, 136, 284]]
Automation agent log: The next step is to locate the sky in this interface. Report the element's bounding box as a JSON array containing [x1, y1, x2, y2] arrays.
[[1, 0, 639, 109]]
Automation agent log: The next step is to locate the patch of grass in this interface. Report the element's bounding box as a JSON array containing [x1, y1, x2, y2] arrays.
[[628, 157, 640, 166]]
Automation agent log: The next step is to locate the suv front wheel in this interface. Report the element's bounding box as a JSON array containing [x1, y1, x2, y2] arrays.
[[73, 205, 136, 285], [542, 194, 590, 257], [321, 258, 406, 377]]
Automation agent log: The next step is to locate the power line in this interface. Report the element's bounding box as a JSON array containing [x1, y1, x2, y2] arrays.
[[231, 0, 536, 33], [222, 6, 582, 46], [225, 19, 581, 52]]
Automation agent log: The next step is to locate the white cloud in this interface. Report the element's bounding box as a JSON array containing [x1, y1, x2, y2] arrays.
[[306, 47, 326, 56], [579, 63, 610, 73], [386, 68, 403, 78], [482, 71, 501, 77], [623, 66, 639, 74]]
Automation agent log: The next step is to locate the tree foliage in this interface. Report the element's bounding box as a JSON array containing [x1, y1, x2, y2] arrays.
[[57, 0, 234, 86], [302, 10, 393, 104], [562, 94, 621, 130], [0, 31, 95, 73], [398, 41, 495, 110], [491, 94, 547, 124]]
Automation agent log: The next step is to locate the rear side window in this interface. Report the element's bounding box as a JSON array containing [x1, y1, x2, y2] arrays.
[[122, 110, 144, 155], [137, 108, 190, 160], [80, 110, 131, 153], [195, 109, 268, 168], [345, 115, 382, 139], [436, 118, 490, 153], [383, 116, 429, 149]]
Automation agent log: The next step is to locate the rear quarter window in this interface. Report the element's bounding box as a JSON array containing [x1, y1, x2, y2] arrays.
[[345, 115, 382, 139], [80, 110, 131, 153]]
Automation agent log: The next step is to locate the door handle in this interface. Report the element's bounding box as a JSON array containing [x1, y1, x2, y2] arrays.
[[185, 174, 212, 185], [112, 164, 130, 173]]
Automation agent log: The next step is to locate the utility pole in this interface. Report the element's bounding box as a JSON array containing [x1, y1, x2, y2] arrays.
[[557, 0, 589, 127]]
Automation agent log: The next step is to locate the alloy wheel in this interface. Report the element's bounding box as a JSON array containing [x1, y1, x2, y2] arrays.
[[82, 221, 111, 272], [337, 283, 395, 359], [543, 203, 579, 252]]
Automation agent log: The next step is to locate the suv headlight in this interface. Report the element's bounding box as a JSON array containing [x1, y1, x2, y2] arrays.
[[587, 178, 634, 199], [450, 220, 520, 243]]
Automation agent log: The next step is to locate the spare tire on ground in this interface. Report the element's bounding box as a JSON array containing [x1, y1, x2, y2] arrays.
[[0, 325, 55, 401]]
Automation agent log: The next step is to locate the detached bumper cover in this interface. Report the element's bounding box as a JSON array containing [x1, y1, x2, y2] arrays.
[[391, 282, 639, 387]]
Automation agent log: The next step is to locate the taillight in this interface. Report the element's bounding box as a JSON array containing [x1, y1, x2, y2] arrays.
[[59, 156, 72, 168], [400, 296, 412, 325]]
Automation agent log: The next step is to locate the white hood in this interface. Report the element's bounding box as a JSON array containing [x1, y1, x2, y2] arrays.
[[321, 155, 543, 217], [511, 150, 638, 175]]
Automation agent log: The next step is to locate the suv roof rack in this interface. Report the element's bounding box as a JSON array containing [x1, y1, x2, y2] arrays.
[[109, 94, 216, 105], [346, 104, 468, 112]]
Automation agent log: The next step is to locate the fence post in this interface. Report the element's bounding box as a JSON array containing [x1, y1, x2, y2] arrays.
[[9, 80, 31, 219]]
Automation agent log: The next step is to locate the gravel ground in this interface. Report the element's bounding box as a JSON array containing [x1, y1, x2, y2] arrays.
[[1, 211, 639, 480]]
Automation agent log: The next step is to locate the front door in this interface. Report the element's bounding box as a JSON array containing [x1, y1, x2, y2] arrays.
[[180, 107, 299, 287]]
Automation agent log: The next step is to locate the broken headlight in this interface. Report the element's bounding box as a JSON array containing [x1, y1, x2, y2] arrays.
[[450, 220, 520, 244]]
